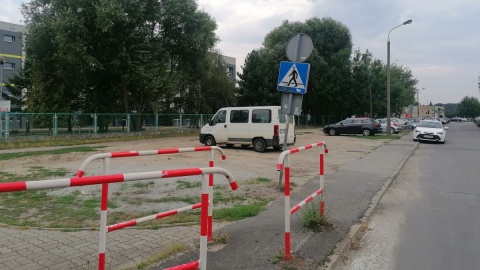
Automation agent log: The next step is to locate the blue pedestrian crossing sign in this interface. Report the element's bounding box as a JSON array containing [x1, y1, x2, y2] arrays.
[[277, 61, 310, 94]]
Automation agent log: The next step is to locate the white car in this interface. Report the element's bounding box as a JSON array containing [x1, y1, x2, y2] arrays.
[[413, 120, 448, 144], [376, 118, 403, 134]]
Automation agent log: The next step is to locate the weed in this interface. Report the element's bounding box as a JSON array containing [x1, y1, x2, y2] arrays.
[[210, 233, 231, 244], [0, 147, 102, 161], [299, 201, 335, 232]]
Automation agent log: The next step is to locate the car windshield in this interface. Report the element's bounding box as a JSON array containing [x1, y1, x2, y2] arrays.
[[417, 121, 443, 129]]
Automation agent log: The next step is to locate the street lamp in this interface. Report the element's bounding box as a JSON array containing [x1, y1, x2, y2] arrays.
[[386, 19, 412, 135], [417, 87, 424, 117], [0, 55, 5, 101]]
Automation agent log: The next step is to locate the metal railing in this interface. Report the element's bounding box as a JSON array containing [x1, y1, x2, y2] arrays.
[[0, 112, 341, 139]]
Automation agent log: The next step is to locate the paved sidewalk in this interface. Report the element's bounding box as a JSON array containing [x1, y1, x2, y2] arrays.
[[0, 134, 417, 270]]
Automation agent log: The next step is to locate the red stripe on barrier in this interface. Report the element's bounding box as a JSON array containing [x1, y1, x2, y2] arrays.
[[101, 184, 109, 210], [305, 145, 313, 149], [165, 260, 199, 270], [320, 201, 325, 217], [277, 163, 283, 170], [285, 232, 291, 261], [110, 151, 139, 158], [192, 203, 202, 210], [194, 146, 211, 151], [290, 148, 300, 154], [200, 193, 209, 236], [305, 196, 313, 203], [98, 253, 106, 270], [71, 174, 125, 186], [108, 220, 137, 232], [162, 168, 203, 178], [230, 181, 238, 191], [285, 167, 290, 196], [290, 205, 300, 214], [320, 154, 324, 175], [0, 182, 27, 192], [156, 209, 178, 219], [76, 170, 85, 178], [157, 148, 181, 154]]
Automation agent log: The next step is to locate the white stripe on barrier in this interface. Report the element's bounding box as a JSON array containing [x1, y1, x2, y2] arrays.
[[26, 178, 71, 190]]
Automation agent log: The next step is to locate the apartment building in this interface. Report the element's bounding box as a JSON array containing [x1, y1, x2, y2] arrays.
[[0, 21, 25, 100]]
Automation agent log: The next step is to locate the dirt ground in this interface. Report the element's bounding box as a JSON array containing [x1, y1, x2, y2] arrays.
[[0, 128, 391, 219]]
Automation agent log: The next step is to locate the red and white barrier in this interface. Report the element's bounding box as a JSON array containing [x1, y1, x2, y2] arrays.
[[277, 141, 328, 261], [76, 146, 226, 243], [0, 167, 238, 270]]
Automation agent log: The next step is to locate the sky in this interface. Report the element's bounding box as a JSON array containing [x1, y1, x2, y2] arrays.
[[2, 0, 480, 105]]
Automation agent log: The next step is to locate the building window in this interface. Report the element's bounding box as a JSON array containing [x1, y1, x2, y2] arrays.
[[3, 35, 15, 43], [3, 63, 15, 69]]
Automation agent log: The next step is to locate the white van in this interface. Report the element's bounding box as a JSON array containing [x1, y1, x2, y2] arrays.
[[199, 106, 296, 152]]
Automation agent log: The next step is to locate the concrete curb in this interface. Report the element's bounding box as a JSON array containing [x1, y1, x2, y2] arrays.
[[321, 141, 419, 270]]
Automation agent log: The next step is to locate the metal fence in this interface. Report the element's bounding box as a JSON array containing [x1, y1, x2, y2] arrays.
[[0, 112, 341, 139]]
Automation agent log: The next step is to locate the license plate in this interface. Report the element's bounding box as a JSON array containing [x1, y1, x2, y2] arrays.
[[423, 135, 433, 138]]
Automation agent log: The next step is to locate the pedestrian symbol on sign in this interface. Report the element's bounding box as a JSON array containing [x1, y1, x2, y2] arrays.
[[278, 63, 305, 89]]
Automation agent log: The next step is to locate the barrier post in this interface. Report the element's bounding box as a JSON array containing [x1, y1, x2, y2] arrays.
[[277, 142, 328, 261], [98, 158, 110, 270]]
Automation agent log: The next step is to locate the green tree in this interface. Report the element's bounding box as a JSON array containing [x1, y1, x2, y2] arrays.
[[456, 96, 480, 118], [237, 17, 353, 117], [21, 0, 231, 130]]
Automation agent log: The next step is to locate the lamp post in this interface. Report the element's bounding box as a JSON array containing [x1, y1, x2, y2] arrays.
[[0, 55, 5, 139], [0, 55, 5, 101], [387, 19, 412, 135]]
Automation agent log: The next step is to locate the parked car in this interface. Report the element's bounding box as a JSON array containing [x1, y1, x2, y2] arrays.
[[413, 120, 448, 144], [323, 118, 382, 136], [406, 118, 421, 129], [376, 118, 403, 134], [450, 117, 463, 122]]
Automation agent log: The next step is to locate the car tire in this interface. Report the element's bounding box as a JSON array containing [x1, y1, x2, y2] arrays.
[[253, 138, 267, 153], [328, 129, 337, 136], [362, 129, 371, 136], [204, 135, 216, 146], [390, 127, 395, 134]]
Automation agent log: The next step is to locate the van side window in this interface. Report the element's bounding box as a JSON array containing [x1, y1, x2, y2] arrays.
[[252, 109, 271, 123], [230, 110, 249, 123]]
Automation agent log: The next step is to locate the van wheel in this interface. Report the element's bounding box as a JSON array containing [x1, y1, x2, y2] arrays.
[[253, 138, 266, 153], [204, 135, 216, 146]]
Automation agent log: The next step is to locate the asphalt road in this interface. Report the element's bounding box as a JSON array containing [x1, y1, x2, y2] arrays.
[[335, 121, 480, 270]]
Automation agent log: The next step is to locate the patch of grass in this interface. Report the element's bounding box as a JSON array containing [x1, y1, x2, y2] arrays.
[[0, 131, 198, 151], [299, 201, 335, 233], [354, 134, 401, 140], [0, 146, 103, 161], [244, 177, 272, 184], [213, 191, 247, 204], [176, 180, 202, 190], [213, 202, 267, 221]]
